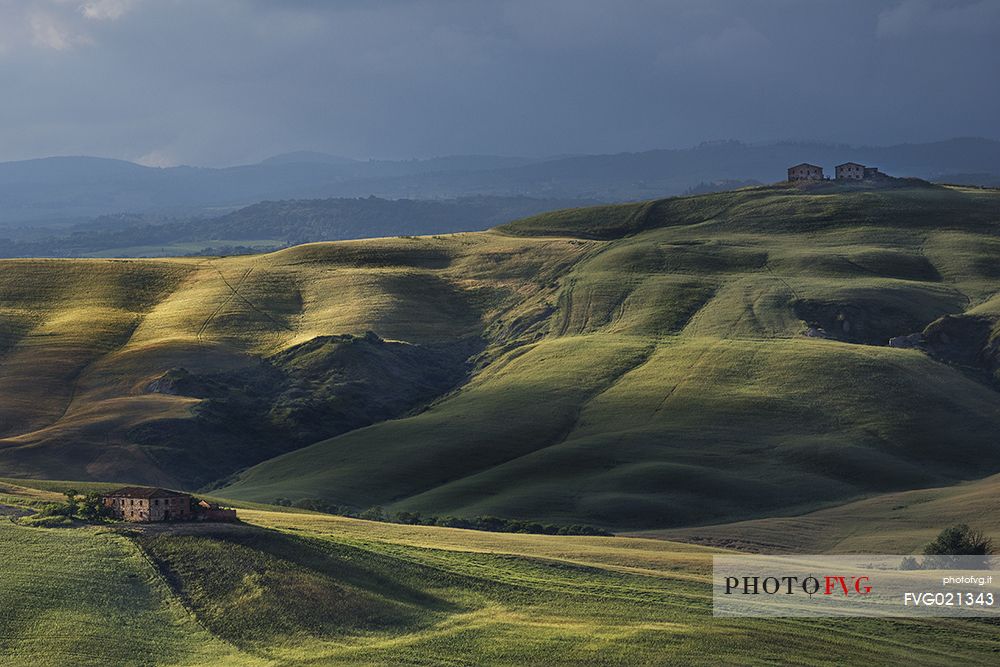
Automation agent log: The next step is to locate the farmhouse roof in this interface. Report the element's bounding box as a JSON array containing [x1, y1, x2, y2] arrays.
[[836, 162, 865, 168], [103, 486, 189, 499], [789, 162, 822, 169]]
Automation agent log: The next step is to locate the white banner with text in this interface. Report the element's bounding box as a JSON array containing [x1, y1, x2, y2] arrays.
[[713, 554, 999, 617]]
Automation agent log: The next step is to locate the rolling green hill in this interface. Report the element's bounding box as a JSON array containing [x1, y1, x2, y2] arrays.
[[2, 182, 1000, 530], [0, 485, 254, 665], [222, 182, 1000, 528]]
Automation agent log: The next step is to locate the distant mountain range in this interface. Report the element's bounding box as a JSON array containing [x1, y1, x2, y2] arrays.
[[1, 138, 998, 228]]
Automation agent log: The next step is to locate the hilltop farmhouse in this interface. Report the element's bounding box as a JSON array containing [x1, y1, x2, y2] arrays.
[[789, 161, 884, 182], [102, 487, 236, 523], [787, 163, 824, 181], [835, 162, 865, 180]]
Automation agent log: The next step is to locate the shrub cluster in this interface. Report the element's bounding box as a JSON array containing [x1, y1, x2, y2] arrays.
[[922, 523, 993, 556], [273, 498, 611, 537], [899, 524, 994, 570], [24, 490, 113, 527]]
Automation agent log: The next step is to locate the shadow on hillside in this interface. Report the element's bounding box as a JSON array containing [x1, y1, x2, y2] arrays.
[[126, 522, 461, 649]]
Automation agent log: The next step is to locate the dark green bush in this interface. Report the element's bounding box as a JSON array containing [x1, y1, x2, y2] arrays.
[[924, 524, 993, 556], [921, 524, 993, 568]]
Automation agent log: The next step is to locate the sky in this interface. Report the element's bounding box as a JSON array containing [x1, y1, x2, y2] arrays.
[[0, 0, 998, 166]]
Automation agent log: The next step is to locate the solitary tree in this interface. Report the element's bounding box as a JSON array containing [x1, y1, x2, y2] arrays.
[[63, 489, 80, 516], [922, 524, 993, 569]]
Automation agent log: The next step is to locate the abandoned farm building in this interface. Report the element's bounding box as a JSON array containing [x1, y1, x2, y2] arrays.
[[102, 487, 237, 523], [835, 162, 865, 180], [103, 487, 192, 522], [787, 163, 824, 181], [196, 499, 239, 522], [835, 162, 882, 180]]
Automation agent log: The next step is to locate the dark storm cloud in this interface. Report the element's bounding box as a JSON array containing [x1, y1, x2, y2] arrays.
[[0, 0, 997, 165]]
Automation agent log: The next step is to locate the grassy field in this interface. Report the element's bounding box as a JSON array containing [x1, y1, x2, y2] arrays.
[[2, 182, 1000, 532], [0, 514, 255, 665], [1, 480, 999, 666], [638, 471, 1000, 554]]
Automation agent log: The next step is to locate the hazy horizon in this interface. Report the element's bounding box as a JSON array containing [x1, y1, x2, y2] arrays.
[[1, 1, 998, 167], [5, 135, 1000, 170]]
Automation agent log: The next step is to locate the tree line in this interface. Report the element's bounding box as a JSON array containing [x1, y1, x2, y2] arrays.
[[274, 498, 612, 536]]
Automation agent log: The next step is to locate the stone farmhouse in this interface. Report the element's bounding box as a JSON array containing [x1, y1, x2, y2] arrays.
[[835, 162, 883, 180], [103, 487, 192, 522], [787, 163, 824, 181], [835, 162, 865, 180], [102, 487, 238, 523]]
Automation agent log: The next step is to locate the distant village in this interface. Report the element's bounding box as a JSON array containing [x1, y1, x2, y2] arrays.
[[787, 161, 883, 182]]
